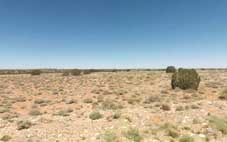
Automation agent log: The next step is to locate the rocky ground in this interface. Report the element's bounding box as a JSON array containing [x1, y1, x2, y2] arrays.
[[0, 70, 227, 142]]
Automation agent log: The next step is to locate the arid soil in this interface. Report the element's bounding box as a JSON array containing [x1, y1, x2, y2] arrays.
[[0, 70, 227, 142]]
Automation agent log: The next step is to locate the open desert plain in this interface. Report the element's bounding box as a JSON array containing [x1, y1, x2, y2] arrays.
[[0, 70, 227, 142]]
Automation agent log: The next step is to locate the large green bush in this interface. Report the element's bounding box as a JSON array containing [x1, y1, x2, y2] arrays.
[[166, 66, 176, 73], [171, 68, 200, 90]]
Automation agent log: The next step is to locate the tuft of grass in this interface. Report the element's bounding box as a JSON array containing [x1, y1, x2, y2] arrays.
[[179, 135, 194, 142], [218, 89, 227, 100], [64, 98, 76, 104], [17, 120, 32, 130], [143, 96, 160, 104], [102, 130, 119, 142], [161, 104, 171, 111], [124, 128, 142, 142], [209, 116, 227, 134], [83, 98, 93, 104], [34, 99, 50, 105], [167, 129, 179, 138], [0, 135, 12, 142], [0, 107, 10, 113], [112, 112, 121, 119], [54, 109, 73, 117], [29, 109, 42, 116], [101, 99, 123, 110], [89, 111, 103, 120]]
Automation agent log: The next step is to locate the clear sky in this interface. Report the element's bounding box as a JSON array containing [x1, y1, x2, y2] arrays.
[[0, 0, 227, 69]]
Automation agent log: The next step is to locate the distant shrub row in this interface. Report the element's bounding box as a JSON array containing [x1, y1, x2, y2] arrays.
[[30, 70, 42, 76]]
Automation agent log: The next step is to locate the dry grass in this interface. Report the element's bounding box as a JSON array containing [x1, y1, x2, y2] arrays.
[[0, 70, 227, 141]]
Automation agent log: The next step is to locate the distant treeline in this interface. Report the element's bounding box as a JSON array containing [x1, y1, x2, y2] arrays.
[[0, 68, 226, 75], [0, 68, 166, 75]]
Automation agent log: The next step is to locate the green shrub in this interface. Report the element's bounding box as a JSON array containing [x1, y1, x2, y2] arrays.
[[179, 135, 194, 142], [30, 69, 41, 76], [89, 111, 103, 120], [124, 128, 142, 142], [209, 116, 227, 134], [71, 69, 81, 76], [102, 130, 119, 142], [166, 66, 176, 73], [171, 69, 200, 90]]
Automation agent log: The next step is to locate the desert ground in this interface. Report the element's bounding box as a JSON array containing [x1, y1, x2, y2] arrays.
[[0, 70, 227, 142]]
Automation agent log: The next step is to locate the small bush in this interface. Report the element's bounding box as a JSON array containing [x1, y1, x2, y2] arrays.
[[166, 66, 176, 73], [218, 89, 227, 100], [17, 120, 32, 130], [179, 135, 194, 142], [171, 68, 200, 90], [167, 129, 179, 138], [112, 111, 121, 119], [83, 98, 93, 104], [30, 70, 41, 76], [161, 104, 171, 111], [124, 128, 142, 142], [54, 109, 73, 117], [71, 69, 81, 76], [62, 71, 71, 76], [143, 96, 160, 104], [209, 116, 227, 134], [102, 130, 119, 142], [101, 99, 123, 110], [34, 99, 50, 105], [29, 109, 42, 116], [0, 135, 11, 142], [89, 111, 103, 120]]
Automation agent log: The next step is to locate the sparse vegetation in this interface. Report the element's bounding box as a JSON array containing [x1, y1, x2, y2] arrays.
[[0, 70, 227, 141]]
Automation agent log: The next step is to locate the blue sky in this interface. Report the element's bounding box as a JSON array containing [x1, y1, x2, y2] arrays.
[[0, 0, 227, 69]]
